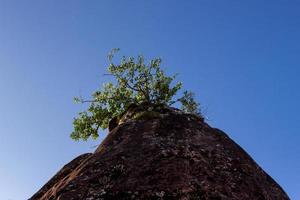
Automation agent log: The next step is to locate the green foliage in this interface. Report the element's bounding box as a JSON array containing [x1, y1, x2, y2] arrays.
[[71, 50, 201, 141], [178, 91, 201, 115]]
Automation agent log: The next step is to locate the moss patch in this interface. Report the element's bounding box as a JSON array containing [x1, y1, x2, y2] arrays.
[[132, 111, 161, 121]]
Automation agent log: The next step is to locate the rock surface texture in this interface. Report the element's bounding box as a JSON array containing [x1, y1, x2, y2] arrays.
[[31, 105, 289, 200]]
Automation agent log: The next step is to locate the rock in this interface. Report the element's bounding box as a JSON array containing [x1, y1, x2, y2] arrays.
[[30, 106, 289, 200], [108, 116, 119, 132]]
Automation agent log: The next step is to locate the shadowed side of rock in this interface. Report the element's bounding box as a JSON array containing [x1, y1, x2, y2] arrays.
[[30, 153, 92, 200], [30, 106, 289, 200]]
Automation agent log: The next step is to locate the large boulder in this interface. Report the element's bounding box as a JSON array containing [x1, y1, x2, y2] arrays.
[[30, 106, 289, 199]]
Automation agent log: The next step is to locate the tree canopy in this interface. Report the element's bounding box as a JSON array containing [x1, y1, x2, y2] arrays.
[[71, 49, 200, 141]]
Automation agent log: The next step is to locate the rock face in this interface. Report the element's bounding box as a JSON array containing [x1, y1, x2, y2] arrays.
[[31, 105, 289, 200]]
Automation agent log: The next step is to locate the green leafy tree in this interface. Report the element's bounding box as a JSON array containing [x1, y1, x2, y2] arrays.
[[71, 49, 200, 141]]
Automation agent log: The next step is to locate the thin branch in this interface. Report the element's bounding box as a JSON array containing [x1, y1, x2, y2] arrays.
[[115, 75, 139, 92], [79, 96, 117, 103], [79, 100, 98, 103]]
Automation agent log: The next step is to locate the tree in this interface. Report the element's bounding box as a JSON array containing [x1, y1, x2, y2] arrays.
[[71, 49, 200, 141]]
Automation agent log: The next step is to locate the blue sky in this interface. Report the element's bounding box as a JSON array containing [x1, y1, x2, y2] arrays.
[[0, 1, 299, 199]]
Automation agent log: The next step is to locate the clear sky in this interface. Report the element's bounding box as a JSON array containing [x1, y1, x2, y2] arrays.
[[0, 1, 299, 199]]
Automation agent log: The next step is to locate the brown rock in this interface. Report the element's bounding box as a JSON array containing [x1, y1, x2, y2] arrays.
[[30, 106, 289, 200]]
